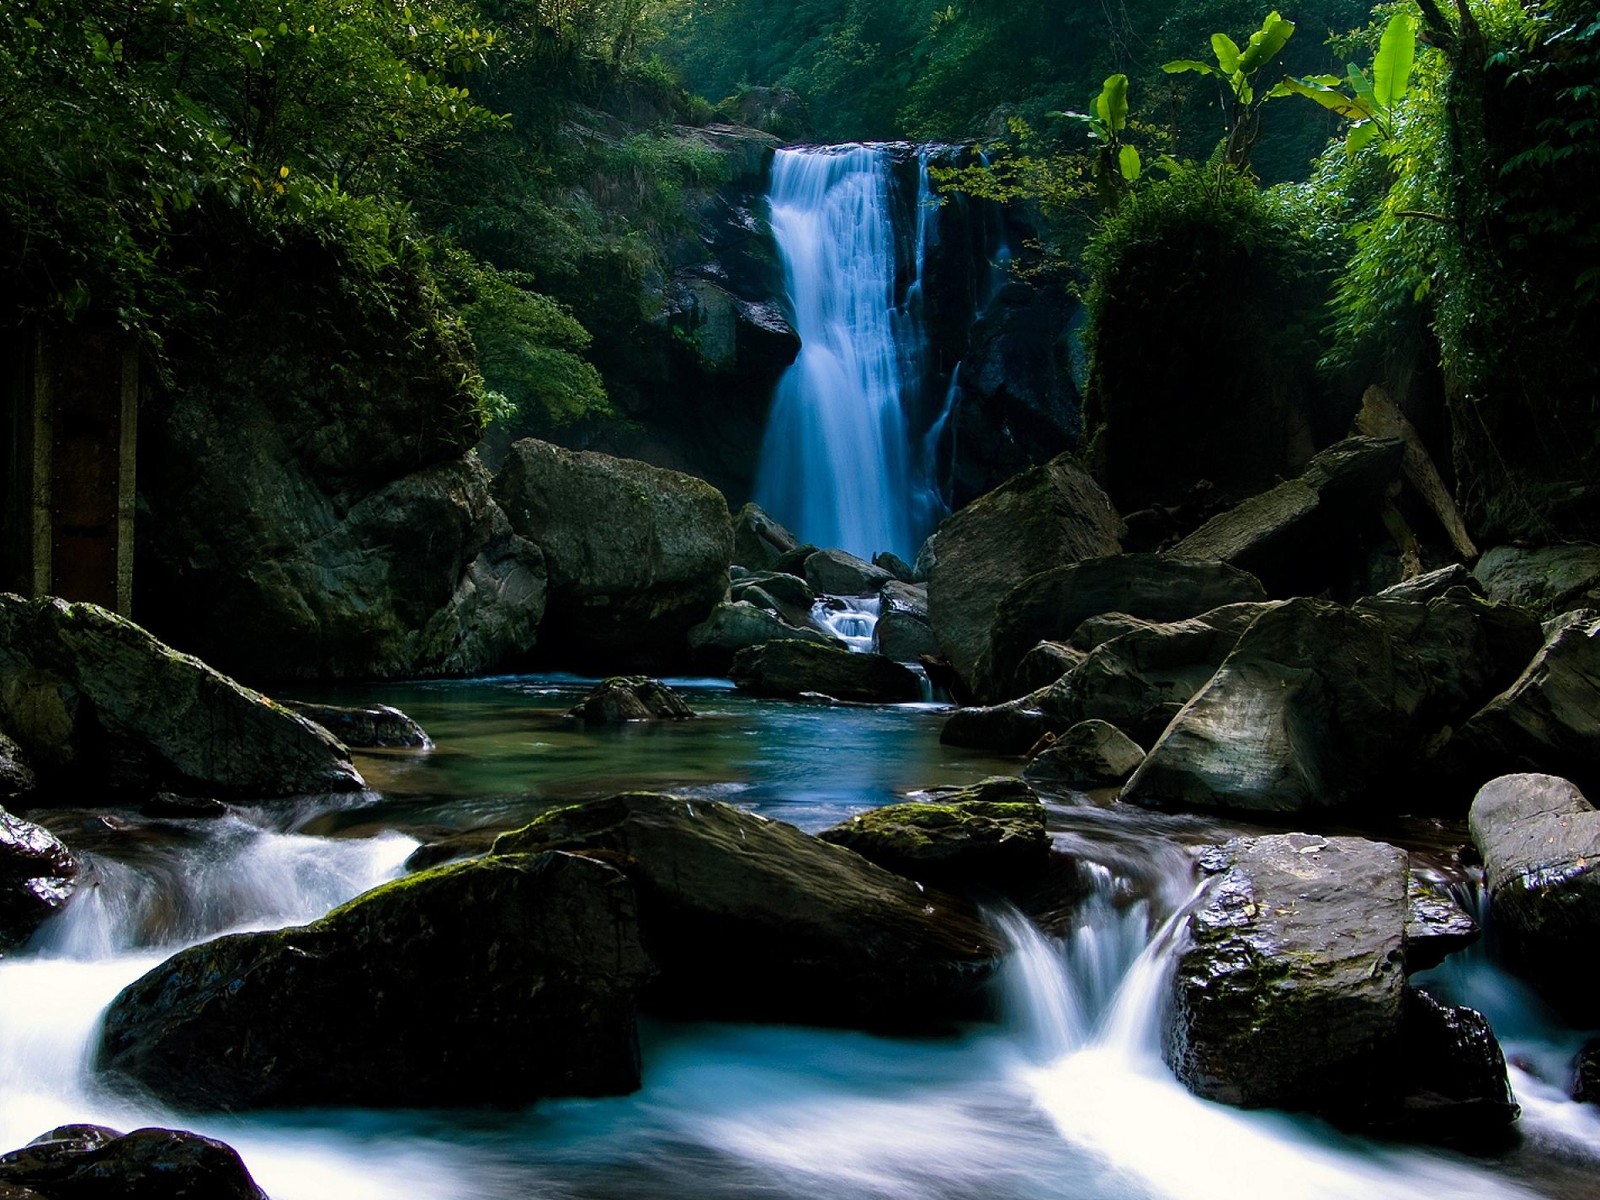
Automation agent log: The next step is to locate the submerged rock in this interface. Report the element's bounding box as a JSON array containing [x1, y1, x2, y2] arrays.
[[1404, 871, 1480, 973], [283, 700, 432, 749], [973, 555, 1267, 702], [730, 641, 922, 704], [926, 454, 1122, 692], [1469, 773, 1600, 1019], [567, 677, 696, 725], [492, 794, 1001, 1029], [0, 596, 364, 800], [1166, 834, 1409, 1117], [98, 852, 651, 1110], [495, 440, 732, 672], [818, 777, 1048, 894], [1023, 721, 1145, 788], [0, 1124, 268, 1200], [1, 806, 78, 950]]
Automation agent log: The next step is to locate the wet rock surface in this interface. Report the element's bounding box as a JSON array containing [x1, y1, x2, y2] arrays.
[[939, 690, 1060, 755], [1469, 773, 1600, 1018], [0, 1124, 269, 1200], [0, 806, 78, 950], [1380, 989, 1519, 1145], [730, 641, 922, 704], [731, 503, 800, 571], [492, 793, 1001, 1029], [804, 549, 893, 597], [818, 777, 1048, 895], [1404, 871, 1480, 972], [1023, 721, 1145, 788], [98, 852, 651, 1109], [689, 602, 840, 672], [1166, 834, 1409, 1117], [0, 596, 364, 801]]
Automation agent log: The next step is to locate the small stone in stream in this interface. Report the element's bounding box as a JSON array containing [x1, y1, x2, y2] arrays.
[[1403, 871, 1479, 972], [0, 1124, 269, 1200], [1, 807, 78, 950], [567, 677, 697, 725], [282, 701, 433, 749], [139, 793, 228, 820], [1572, 1038, 1600, 1104]]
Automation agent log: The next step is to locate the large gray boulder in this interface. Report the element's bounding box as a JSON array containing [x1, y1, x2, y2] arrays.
[[1469, 773, 1600, 1018], [1167, 834, 1409, 1115], [495, 440, 732, 671], [1, 806, 77, 950], [689, 602, 839, 673], [1046, 602, 1279, 745], [731, 503, 800, 571], [805, 549, 893, 597], [875, 582, 938, 662], [926, 455, 1122, 692], [730, 641, 923, 704], [1123, 599, 1432, 816], [282, 701, 432, 749], [492, 794, 1000, 1029], [0, 596, 364, 800], [1443, 612, 1600, 797], [98, 852, 652, 1110], [972, 555, 1267, 702], [1474, 543, 1600, 618], [1167, 436, 1404, 595], [0, 1125, 269, 1200], [1024, 721, 1145, 788]]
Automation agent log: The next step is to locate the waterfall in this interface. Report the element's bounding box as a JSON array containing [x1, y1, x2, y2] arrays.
[[753, 146, 922, 562]]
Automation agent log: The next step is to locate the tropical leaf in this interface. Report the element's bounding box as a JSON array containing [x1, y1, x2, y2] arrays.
[[1118, 143, 1141, 181], [1237, 12, 1295, 73], [1283, 77, 1376, 121], [1100, 73, 1130, 132], [1163, 59, 1218, 77], [1212, 32, 1242, 74], [1373, 12, 1417, 110]]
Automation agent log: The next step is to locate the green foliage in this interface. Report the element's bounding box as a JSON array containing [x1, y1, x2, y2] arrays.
[[460, 267, 614, 436], [1055, 74, 1143, 211], [1284, 11, 1418, 152], [1163, 10, 1300, 173]]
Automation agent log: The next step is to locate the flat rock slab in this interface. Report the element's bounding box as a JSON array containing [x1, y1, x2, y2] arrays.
[[0, 596, 363, 801], [1469, 773, 1600, 1019], [973, 554, 1266, 703], [98, 852, 651, 1110], [284, 700, 432, 748], [492, 793, 1001, 1030], [818, 777, 1048, 894], [1167, 833, 1409, 1115], [731, 640, 922, 704]]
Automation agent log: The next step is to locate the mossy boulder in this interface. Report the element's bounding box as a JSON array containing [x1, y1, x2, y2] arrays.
[[97, 851, 651, 1110], [818, 777, 1048, 894], [730, 641, 922, 704], [491, 793, 1001, 1029], [0, 1125, 268, 1200], [567, 677, 696, 724], [494, 440, 733, 672], [0, 596, 364, 800], [1, 805, 77, 950]]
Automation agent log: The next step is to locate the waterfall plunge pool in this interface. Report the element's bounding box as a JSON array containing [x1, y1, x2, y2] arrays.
[[5, 677, 1600, 1199]]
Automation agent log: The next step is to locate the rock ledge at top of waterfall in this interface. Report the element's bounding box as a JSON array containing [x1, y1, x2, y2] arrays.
[[0, 594, 364, 803]]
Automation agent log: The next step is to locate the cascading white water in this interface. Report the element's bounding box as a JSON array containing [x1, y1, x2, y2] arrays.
[[754, 146, 920, 562]]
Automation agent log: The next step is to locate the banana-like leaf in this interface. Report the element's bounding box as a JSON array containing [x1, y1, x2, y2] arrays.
[[1346, 120, 1379, 154], [1237, 12, 1295, 73], [1347, 64, 1376, 102], [1283, 77, 1376, 120], [1373, 12, 1417, 110], [1118, 144, 1142, 181], [1163, 59, 1218, 76], [1212, 32, 1242, 74], [1100, 73, 1130, 133]]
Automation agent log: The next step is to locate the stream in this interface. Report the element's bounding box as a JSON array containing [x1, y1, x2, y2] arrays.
[[4, 677, 1600, 1198]]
